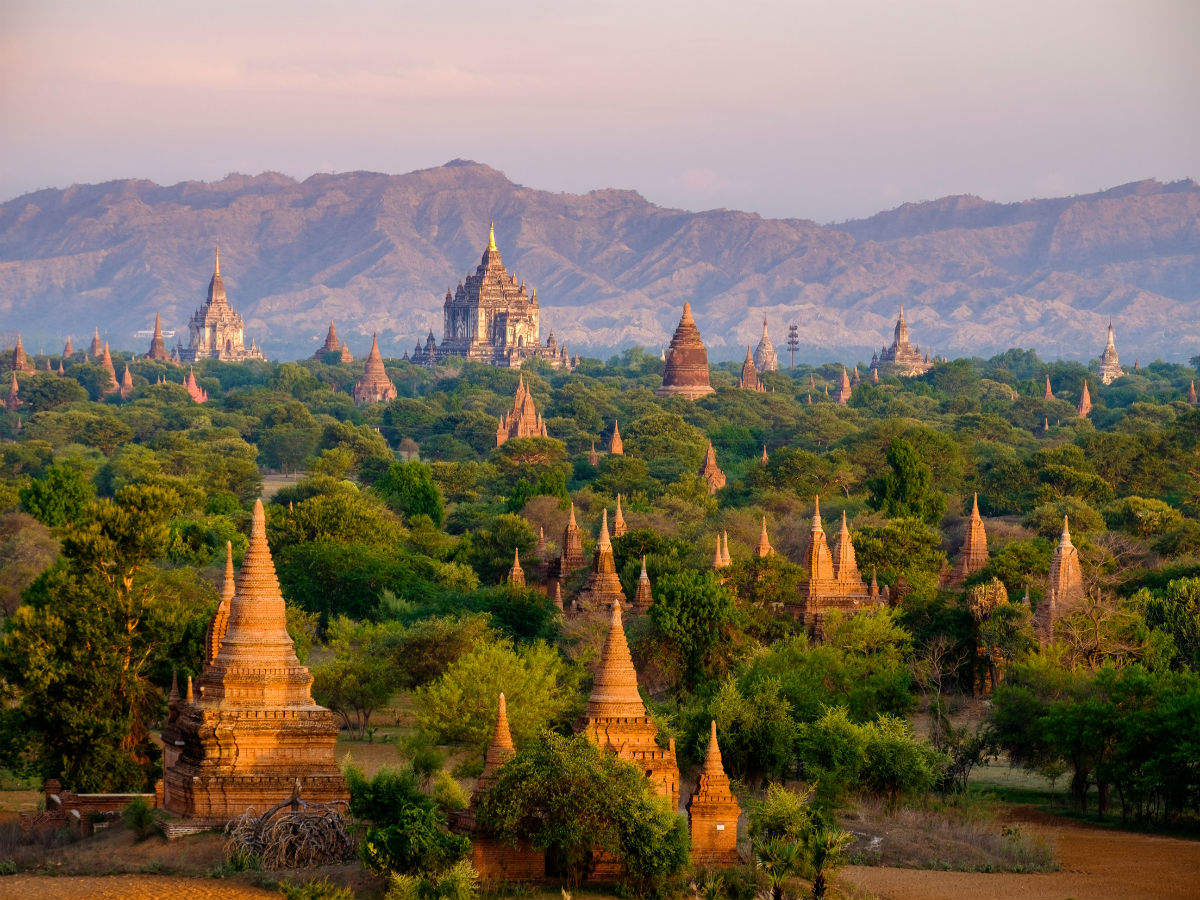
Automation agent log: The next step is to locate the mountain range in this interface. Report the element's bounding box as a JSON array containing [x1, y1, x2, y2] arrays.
[[1, 160, 1197, 363]]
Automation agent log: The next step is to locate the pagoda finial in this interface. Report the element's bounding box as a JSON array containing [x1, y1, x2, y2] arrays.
[[488, 220, 497, 252], [813, 494, 822, 527], [703, 719, 724, 775], [597, 508, 612, 551], [214, 244, 220, 276]]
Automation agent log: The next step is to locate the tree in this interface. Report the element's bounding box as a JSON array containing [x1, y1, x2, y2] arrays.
[[708, 677, 797, 785], [645, 571, 738, 689], [1138, 577, 1200, 671], [413, 639, 579, 751], [476, 731, 689, 890], [866, 439, 946, 524], [19, 463, 95, 527], [311, 619, 400, 739], [375, 461, 446, 527]]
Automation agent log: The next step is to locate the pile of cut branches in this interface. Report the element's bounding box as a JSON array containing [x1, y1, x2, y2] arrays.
[[224, 781, 354, 869]]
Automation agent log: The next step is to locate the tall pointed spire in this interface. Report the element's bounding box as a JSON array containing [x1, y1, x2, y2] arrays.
[[508, 547, 526, 587], [205, 541, 236, 664], [353, 333, 398, 405], [587, 600, 645, 719], [755, 517, 773, 558], [948, 493, 989, 586], [478, 693, 515, 793], [1077, 380, 1092, 417], [9, 333, 34, 373], [832, 510, 861, 584], [488, 221, 497, 252], [575, 508, 626, 611], [1044, 374, 1054, 400], [559, 502, 584, 573], [1038, 515, 1084, 643], [687, 720, 740, 864], [99, 342, 119, 395], [608, 419, 624, 455], [1189, 380, 1198, 404], [804, 495, 835, 582], [613, 494, 628, 538], [213, 244, 220, 277], [657, 301, 715, 399], [633, 555, 653, 613], [698, 441, 726, 493]]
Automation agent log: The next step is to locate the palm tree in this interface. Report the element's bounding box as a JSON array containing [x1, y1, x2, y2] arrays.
[[755, 838, 805, 900], [801, 821, 854, 899]]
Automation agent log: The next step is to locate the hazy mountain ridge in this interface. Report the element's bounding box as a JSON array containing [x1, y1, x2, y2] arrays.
[[1, 161, 1197, 362]]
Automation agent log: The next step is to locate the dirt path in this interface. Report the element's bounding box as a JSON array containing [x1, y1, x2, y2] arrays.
[[0, 874, 278, 899], [840, 809, 1200, 900]]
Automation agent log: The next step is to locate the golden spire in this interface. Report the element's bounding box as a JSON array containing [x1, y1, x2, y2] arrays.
[[214, 244, 220, 276], [488, 221, 497, 252]]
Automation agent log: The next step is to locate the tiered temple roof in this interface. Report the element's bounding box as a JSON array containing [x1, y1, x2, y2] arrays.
[[613, 494, 628, 538], [574, 509, 627, 613], [508, 548, 526, 588], [146, 313, 173, 362], [947, 494, 989, 586], [872, 305, 932, 377], [9, 334, 35, 373], [119, 365, 134, 400], [88, 328, 103, 358], [179, 247, 265, 363], [477, 693, 516, 795], [6, 372, 19, 413], [495, 376, 547, 446], [794, 499, 869, 624], [1189, 380, 1198, 404], [314, 321, 354, 364], [162, 501, 346, 822], [608, 420, 624, 455], [657, 302, 714, 399], [753, 319, 778, 373], [558, 503, 585, 576], [1077, 380, 1092, 417], [99, 342, 119, 395], [184, 367, 208, 403], [834, 367, 852, 404], [353, 334, 398, 406], [1097, 322, 1124, 385], [633, 556, 653, 613], [1043, 374, 1054, 400], [62, 336, 75, 359], [1037, 516, 1085, 644], [583, 599, 678, 808], [687, 721, 741, 865], [755, 517, 773, 558], [739, 347, 764, 392], [698, 442, 726, 494]]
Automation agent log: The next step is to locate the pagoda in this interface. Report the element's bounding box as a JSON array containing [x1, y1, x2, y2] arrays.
[[1043, 374, 1054, 400], [613, 494, 628, 538], [632, 556, 653, 613], [353, 334, 398, 405], [583, 599, 679, 809], [119, 365, 134, 400], [179, 247, 265, 362], [87, 328, 103, 358], [1036, 517, 1084, 644], [313, 321, 354, 363], [753, 319, 778, 373], [557, 503, 586, 577], [792, 499, 869, 625], [872, 305, 932, 377], [435, 224, 569, 369], [6, 372, 19, 413], [713, 533, 731, 570], [8, 334, 35, 373], [698, 442, 726, 494], [738, 347, 764, 392], [608, 420, 624, 455], [657, 303, 714, 399], [507, 548, 526, 588], [495, 376, 547, 446], [834, 367, 852, 404], [574, 509, 627, 613], [946, 494, 989, 586], [184, 367, 208, 403], [755, 517, 773, 558], [1188, 380, 1198, 404], [687, 721, 741, 865], [62, 336, 75, 359], [1077, 380, 1092, 417], [1096, 322, 1124, 385], [146, 313, 173, 362], [98, 342, 120, 396], [162, 501, 346, 823]]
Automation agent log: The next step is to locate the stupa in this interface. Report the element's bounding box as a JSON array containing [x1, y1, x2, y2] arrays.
[[946, 494, 989, 586], [179, 246, 265, 362], [657, 302, 714, 399], [353, 334, 398, 405], [8, 334, 35, 373], [687, 721, 741, 865], [495, 376, 547, 446], [755, 517, 773, 558], [834, 367, 852, 404], [698, 442, 726, 493], [1096, 322, 1124, 385], [6, 372, 19, 413], [793, 499, 869, 624], [753, 319, 778, 373], [608, 420, 624, 455], [1043, 375, 1054, 400], [162, 501, 346, 822], [872, 305, 932, 377], [632, 556, 653, 613], [574, 509, 627, 613], [146, 313, 173, 362], [739, 347, 764, 392], [313, 321, 354, 363], [507, 548, 526, 588], [62, 336, 75, 359], [119, 365, 134, 400], [87, 328, 103, 358], [1077, 380, 1092, 417], [99, 342, 119, 395], [612, 494, 628, 538], [557, 503, 586, 576], [1036, 517, 1084, 644]]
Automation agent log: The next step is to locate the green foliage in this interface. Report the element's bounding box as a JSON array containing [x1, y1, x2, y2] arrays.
[[121, 796, 162, 840], [19, 463, 95, 527], [645, 570, 738, 689], [311, 619, 400, 738], [278, 877, 355, 900], [476, 731, 688, 893], [376, 461, 446, 527], [1138, 578, 1200, 671], [866, 439, 946, 524]]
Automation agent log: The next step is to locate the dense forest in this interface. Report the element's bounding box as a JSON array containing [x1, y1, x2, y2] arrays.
[[1, 343, 1198, 896]]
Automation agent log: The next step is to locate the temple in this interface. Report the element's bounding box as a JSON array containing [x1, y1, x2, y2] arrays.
[[507, 548, 526, 588], [791, 500, 870, 625], [834, 367, 852, 404], [495, 376, 548, 446], [313, 321, 354, 364], [613, 495, 628, 538], [1077, 380, 1092, 417], [687, 721, 741, 866], [184, 367, 208, 403], [1097, 322, 1124, 385], [6, 372, 19, 412], [574, 509, 627, 613], [872, 306, 932, 377], [353, 334, 398, 405], [555, 503, 586, 580], [99, 342, 119, 396], [162, 501, 346, 823], [1036, 516, 1085, 643], [62, 336, 75, 359], [739, 347, 765, 392], [753, 319, 778, 373], [8, 334, 35, 373], [755, 517, 773, 558], [632, 556, 653, 613], [698, 442, 726, 494], [946, 494, 989, 586], [179, 247, 265, 363], [433, 224, 569, 369], [146, 313, 173, 363], [657, 303, 715, 399], [608, 420, 624, 455], [88, 328, 103, 358]]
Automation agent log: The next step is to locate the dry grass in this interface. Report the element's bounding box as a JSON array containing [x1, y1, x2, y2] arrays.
[[841, 797, 1057, 873]]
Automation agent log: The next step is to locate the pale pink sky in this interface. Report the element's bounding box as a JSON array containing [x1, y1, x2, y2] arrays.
[[1, 0, 1197, 220]]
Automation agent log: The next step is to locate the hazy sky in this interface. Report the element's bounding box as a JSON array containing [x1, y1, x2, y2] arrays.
[[1, 0, 1197, 221]]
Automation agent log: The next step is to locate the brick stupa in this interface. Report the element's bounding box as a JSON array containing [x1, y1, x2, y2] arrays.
[[698, 442, 726, 494], [584, 599, 679, 811], [1036, 516, 1085, 644], [608, 420, 624, 455], [162, 501, 347, 823], [755, 517, 773, 558], [9, 334, 35, 373], [87, 328, 103, 359], [793, 499, 869, 624], [353, 333, 398, 405], [314, 321, 354, 363], [657, 302, 714, 399], [687, 721, 741, 866], [1077, 380, 1092, 417], [612, 494, 628, 538], [574, 509, 627, 613], [99, 342, 120, 396], [495, 375, 547, 446], [62, 336, 75, 359], [558, 502, 585, 576], [947, 494, 989, 586], [739, 347, 764, 392], [507, 548, 526, 588], [146, 313, 172, 362], [753, 319, 778, 373], [1097, 322, 1124, 385], [834, 367, 852, 405], [632, 556, 653, 613]]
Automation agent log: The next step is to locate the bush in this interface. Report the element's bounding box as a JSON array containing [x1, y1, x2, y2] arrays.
[[278, 877, 355, 900], [121, 797, 161, 840]]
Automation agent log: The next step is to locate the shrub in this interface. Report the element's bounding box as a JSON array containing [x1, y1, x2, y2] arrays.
[[278, 877, 355, 900], [121, 798, 161, 840]]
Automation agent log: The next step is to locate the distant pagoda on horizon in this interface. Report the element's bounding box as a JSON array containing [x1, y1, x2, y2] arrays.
[[657, 302, 714, 399], [753, 319, 778, 373], [179, 246, 265, 363], [872, 305, 932, 377], [432, 223, 570, 369], [1096, 322, 1125, 385]]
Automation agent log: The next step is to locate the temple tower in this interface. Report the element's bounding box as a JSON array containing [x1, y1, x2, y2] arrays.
[[1097, 322, 1124, 385], [633, 556, 654, 614], [119, 365, 134, 400], [872, 305, 932, 377], [948, 494, 989, 586], [162, 501, 346, 822], [314, 321, 353, 363], [687, 721, 741, 866], [88, 328, 103, 358], [1037, 516, 1085, 644], [608, 420, 624, 455], [559, 503, 585, 575], [834, 367, 852, 405], [99, 342, 119, 395], [1043, 374, 1054, 400], [353, 334, 398, 405], [62, 336, 75, 359], [8, 334, 34, 374], [495, 376, 548, 446], [657, 303, 715, 399], [613, 494, 628, 538], [575, 509, 627, 612], [803, 497, 836, 585], [508, 548, 526, 588], [698, 442, 726, 493], [146, 313, 171, 362], [180, 246, 265, 362], [755, 517, 773, 558], [753, 319, 778, 373], [1077, 380, 1092, 417], [6, 372, 19, 413], [739, 347, 764, 392]]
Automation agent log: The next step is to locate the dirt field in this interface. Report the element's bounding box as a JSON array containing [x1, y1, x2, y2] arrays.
[[840, 807, 1200, 900], [0, 874, 278, 899]]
